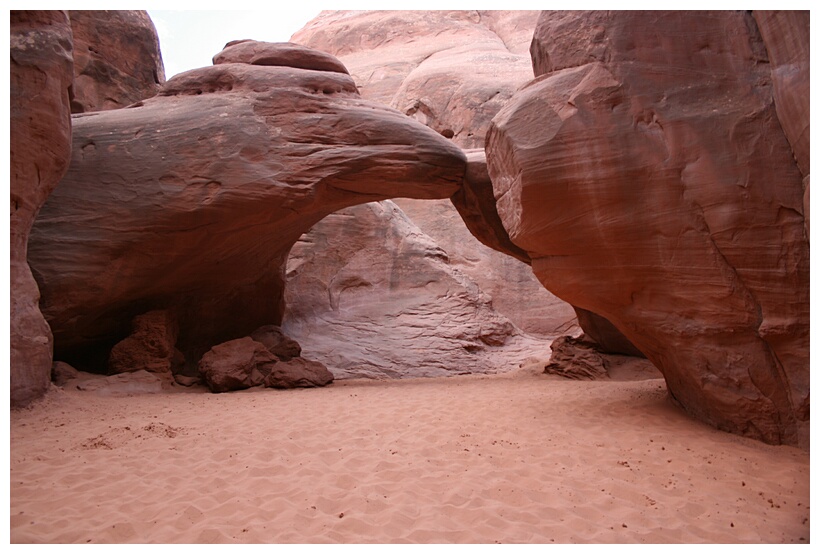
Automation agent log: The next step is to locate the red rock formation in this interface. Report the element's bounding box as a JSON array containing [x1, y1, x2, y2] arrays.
[[292, 10, 576, 338], [51, 361, 79, 387], [292, 10, 538, 146], [264, 357, 333, 389], [250, 325, 301, 361], [68, 10, 165, 113], [545, 334, 661, 381], [198, 334, 333, 393], [753, 11, 810, 235], [573, 308, 645, 358], [10, 11, 74, 407], [487, 11, 809, 445], [28, 41, 466, 373], [108, 310, 180, 374], [283, 201, 544, 379], [198, 337, 278, 393], [213, 39, 348, 74]]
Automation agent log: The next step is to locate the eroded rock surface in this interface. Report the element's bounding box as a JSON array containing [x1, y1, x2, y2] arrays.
[[545, 335, 661, 382], [108, 310, 180, 375], [29, 41, 466, 374], [283, 201, 544, 379], [487, 11, 809, 445], [293, 10, 538, 145], [753, 10, 810, 236], [10, 10, 74, 407], [68, 10, 165, 113], [292, 10, 575, 338]]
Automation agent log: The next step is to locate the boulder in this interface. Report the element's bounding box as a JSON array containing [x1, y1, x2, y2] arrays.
[[250, 325, 301, 361], [544, 335, 608, 381], [28, 41, 467, 371], [264, 357, 334, 389], [486, 11, 809, 445], [68, 10, 165, 113], [52, 361, 79, 387], [198, 337, 276, 393], [108, 309, 180, 374], [10, 10, 74, 407], [545, 335, 661, 382]]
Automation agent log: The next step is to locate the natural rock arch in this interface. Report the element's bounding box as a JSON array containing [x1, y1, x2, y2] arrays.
[[28, 41, 468, 375]]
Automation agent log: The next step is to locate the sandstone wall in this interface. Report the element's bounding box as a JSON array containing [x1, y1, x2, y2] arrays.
[[487, 11, 809, 445], [10, 11, 74, 407], [68, 10, 165, 113]]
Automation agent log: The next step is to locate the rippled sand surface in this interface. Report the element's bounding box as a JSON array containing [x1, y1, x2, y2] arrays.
[[10, 366, 809, 543]]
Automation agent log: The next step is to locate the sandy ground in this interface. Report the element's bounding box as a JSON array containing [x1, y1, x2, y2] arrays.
[[10, 365, 810, 544]]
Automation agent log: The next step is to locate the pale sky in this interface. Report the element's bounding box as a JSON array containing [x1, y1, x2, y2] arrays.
[[147, 10, 324, 79]]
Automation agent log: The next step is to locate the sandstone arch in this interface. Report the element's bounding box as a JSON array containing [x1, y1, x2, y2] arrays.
[[28, 41, 467, 375]]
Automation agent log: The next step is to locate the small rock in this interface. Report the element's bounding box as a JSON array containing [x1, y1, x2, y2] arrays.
[[52, 361, 79, 387]]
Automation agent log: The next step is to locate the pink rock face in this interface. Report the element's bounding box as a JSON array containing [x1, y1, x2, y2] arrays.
[[10, 10, 74, 407], [293, 10, 538, 146], [283, 201, 544, 379], [292, 10, 575, 338], [108, 310, 180, 374], [28, 41, 466, 372], [68, 10, 165, 113], [487, 11, 809, 445]]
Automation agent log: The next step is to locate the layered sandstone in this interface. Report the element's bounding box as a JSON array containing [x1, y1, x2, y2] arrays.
[[283, 201, 543, 379], [10, 10, 74, 407], [487, 11, 809, 445], [68, 10, 165, 113], [753, 10, 810, 235], [29, 41, 466, 376], [292, 10, 576, 338], [294, 10, 538, 148]]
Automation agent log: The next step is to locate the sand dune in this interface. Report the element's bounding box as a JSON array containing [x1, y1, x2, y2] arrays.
[[10, 366, 809, 544]]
